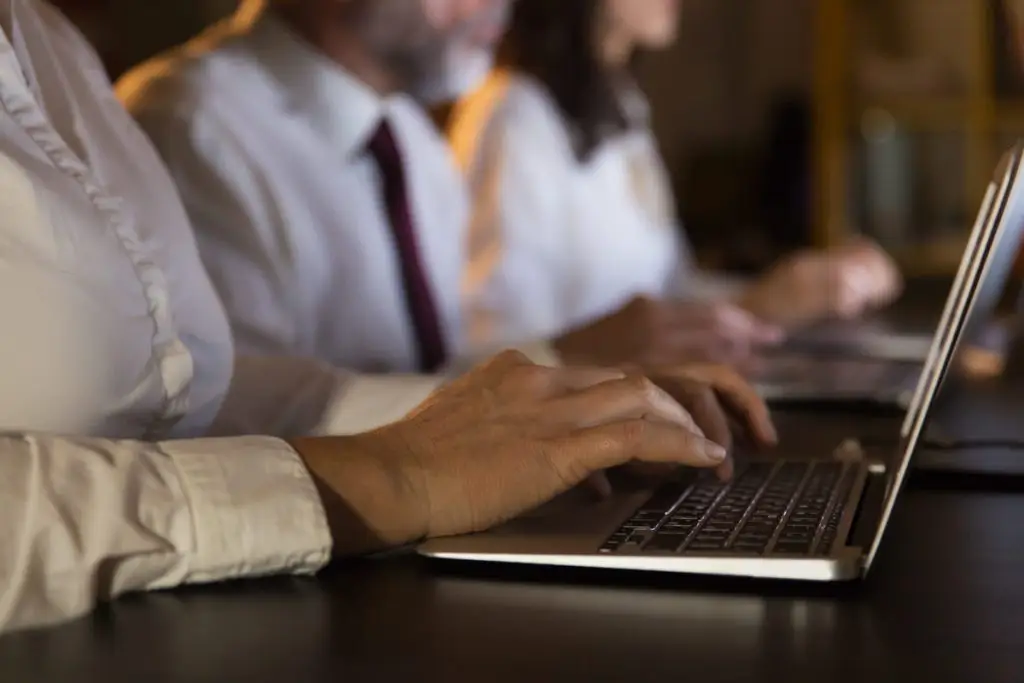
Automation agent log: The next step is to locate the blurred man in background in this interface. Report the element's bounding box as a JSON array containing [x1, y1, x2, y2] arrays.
[[121, 0, 795, 376], [119, 0, 512, 374]]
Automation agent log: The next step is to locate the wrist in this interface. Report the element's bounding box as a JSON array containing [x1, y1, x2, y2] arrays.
[[289, 434, 429, 557]]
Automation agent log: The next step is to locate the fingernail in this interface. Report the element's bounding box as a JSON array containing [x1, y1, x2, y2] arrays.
[[704, 441, 728, 461]]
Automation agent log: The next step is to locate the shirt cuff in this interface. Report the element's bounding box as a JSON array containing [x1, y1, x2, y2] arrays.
[[313, 374, 443, 435], [160, 436, 333, 583]]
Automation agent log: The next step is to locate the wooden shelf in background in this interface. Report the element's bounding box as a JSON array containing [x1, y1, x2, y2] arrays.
[[855, 96, 968, 131], [814, 1, 1021, 277], [995, 100, 1024, 130], [853, 95, 1024, 132]]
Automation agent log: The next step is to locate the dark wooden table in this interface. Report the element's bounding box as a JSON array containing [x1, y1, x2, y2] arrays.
[[3, 378, 1024, 683]]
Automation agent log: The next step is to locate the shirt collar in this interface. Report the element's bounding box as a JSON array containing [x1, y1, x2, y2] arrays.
[[617, 79, 651, 128], [233, 0, 390, 158]]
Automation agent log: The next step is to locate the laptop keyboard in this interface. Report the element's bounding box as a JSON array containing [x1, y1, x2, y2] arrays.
[[600, 461, 857, 557], [754, 355, 917, 394]]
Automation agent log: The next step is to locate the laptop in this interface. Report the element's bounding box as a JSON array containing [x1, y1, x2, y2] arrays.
[[418, 147, 1019, 582], [751, 146, 1024, 408]]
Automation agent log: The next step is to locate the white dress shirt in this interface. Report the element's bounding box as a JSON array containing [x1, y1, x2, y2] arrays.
[[118, 1, 469, 372], [452, 71, 735, 352], [0, 0, 442, 633]]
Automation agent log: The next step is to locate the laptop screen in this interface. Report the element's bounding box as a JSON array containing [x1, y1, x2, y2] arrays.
[[956, 163, 1024, 345], [865, 146, 1024, 570], [898, 167, 1007, 436]]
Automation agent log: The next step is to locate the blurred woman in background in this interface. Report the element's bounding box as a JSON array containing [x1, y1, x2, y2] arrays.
[[450, 0, 903, 359]]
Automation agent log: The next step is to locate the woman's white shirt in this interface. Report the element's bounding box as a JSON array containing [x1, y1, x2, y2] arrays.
[[451, 71, 690, 352], [0, 0, 439, 633]]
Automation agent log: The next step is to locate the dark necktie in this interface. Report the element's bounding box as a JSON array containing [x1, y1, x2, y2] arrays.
[[366, 118, 448, 372]]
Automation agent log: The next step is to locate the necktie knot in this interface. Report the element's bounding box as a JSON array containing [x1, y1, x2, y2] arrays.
[[367, 118, 401, 166]]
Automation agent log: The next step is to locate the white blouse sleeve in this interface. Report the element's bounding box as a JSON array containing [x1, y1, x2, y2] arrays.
[[454, 82, 577, 354], [0, 432, 331, 634], [0, 152, 330, 634]]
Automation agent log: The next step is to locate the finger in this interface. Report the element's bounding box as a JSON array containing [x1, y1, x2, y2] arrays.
[[749, 319, 786, 345], [714, 454, 735, 482], [848, 250, 894, 306], [547, 376, 704, 434], [703, 305, 785, 348], [555, 419, 728, 476], [648, 333, 745, 365], [684, 367, 778, 446], [665, 302, 755, 338], [707, 304, 760, 333], [881, 263, 904, 302], [688, 387, 737, 450], [832, 264, 871, 318], [663, 382, 737, 450], [548, 366, 629, 394], [583, 471, 613, 499], [871, 256, 904, 306]]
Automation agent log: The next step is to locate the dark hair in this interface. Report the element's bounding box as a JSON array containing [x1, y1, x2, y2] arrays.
[[495, 0, 633, 162]]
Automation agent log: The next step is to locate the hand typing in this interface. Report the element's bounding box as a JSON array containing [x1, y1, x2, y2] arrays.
[[554, 296, 784, 367], [291, 351, 736, 555], [740, 238, 902, 326]]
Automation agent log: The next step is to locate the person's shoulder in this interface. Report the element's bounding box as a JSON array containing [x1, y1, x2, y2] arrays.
[[450, 71, 573, 171], [497, 73, 566, 123], [460, 72, 565, 135], [117, 20, 262, 126]]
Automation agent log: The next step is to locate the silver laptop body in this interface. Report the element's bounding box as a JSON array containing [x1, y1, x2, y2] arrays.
[[755, 147, 1024, 408], [419, 148, 1021, 582]]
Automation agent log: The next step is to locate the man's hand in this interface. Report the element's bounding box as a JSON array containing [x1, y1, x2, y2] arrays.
[[644, 364, 778, 481], [741, 239, 903, 326], [290, 351, 727, 557], [554, 296, 784, 367], [834, 237, 903, 308], [595, 363, 776, 490]]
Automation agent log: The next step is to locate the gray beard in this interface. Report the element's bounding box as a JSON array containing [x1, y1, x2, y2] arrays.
[[411, 45, 494, 104]]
